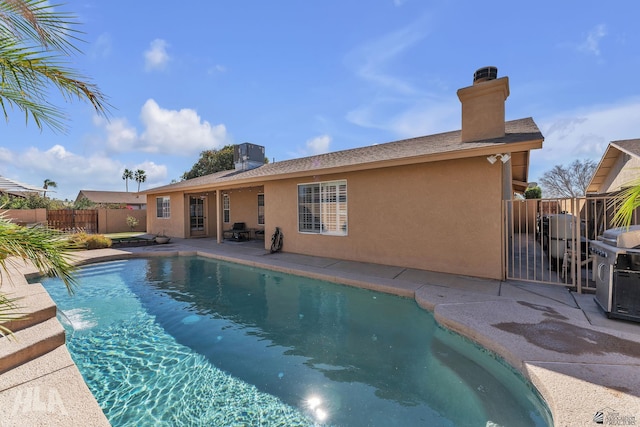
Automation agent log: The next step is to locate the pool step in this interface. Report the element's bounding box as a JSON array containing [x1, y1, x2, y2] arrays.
[[1, 284, 58, 333], [0, 283, 65, 375], [0, 317, 65, 374]]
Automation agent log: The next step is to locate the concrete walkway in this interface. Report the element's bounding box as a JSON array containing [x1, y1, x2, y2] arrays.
[[1, 238, 639, 426]]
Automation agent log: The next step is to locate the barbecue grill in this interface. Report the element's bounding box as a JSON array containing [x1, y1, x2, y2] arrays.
[[590, 226, 640, 322]]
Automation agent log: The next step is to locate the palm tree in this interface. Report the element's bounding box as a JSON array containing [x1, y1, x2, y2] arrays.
[[134, 169, 147, 192], [1, 0, 107, 336], [0, 212, 77, 337], [122, 169, 133, 192], [43, 178, 57, 198], [0, 0, 109, 131]]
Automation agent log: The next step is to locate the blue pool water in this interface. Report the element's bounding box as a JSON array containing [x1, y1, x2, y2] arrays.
[[37, 256, 551, 426]]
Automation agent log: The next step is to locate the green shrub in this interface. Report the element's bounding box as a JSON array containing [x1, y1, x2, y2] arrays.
[[524, 186, 542, 199], [126, 215, 139, 231], [73, 196, 96, 209], [68, 232, 112, 249]]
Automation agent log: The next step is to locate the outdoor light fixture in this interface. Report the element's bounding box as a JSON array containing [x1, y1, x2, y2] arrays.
[[486, 153, 511, 164]]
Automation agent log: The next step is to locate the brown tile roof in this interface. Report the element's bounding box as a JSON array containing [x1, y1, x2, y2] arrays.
[[77, 190, 146, 205], [612, 139, 640, 156], [148, 117, 542, 193], [587, 139, 640, 193]]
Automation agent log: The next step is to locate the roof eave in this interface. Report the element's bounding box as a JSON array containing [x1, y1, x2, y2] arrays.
[[146, 137, 543, 195], [587, 144, 622, 193]]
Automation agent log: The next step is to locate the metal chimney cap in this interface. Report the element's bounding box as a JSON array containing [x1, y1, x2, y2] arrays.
[[473, 66, 498, 84]]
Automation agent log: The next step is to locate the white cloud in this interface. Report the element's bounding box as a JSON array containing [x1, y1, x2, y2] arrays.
[[6, 144, 169, 200], [14, 145, 122, 198], [529, 98, 640, 180], [91, 33, 112, 59], [0, 147, 14, 164], [343, 15, 454, 138], [578, 24, 607, 56], [123, 160, 168, 191], [139, 99, 228, 154], [305, 135, 332, 155], [94, 99, 229, 156], [389, 101, 459, 137], [144, 39, 170, 71], [207, 64, 226, 75], [21, 145, 116, 175], [346, 15, 431, 95], [94, 116, 138, 152], [288, 134, 333, 158], [347, 96, 458, 138]]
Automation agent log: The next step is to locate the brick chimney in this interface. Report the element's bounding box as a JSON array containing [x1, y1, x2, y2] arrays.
[[457, 66, 510, 142]]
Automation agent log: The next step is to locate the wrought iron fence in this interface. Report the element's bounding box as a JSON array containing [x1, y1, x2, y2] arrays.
[[504, 196, 640, 293]]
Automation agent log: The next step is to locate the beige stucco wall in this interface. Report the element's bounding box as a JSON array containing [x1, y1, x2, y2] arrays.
[[221, 187, 264, 230], [97, 209, 146, 234], [144, 159, 506, 279], [600, 153, 640, 193], [4, 209, 47, 225], [264, 157, 504, 279], [147, 192, 187, 238], [458, 77, 509, 143]]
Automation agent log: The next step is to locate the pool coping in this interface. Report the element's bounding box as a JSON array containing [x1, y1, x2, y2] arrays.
[[2, 241, 639, 426]]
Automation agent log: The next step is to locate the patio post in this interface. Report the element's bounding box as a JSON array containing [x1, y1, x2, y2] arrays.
[[216, 190, 223, 244]]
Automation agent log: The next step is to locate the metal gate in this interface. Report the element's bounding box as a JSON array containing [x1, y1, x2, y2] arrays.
[[504, 196, 638, 293], [47, 209, 98, 233]]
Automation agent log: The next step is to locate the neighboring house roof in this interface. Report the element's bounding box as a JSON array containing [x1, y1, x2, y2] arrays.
[[0, 176, 44, 195], [587, 139, 640, 194], [76, 190, 146, 205], [146, 117, 543, 194]]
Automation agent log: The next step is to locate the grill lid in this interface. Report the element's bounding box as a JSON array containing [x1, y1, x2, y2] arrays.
[[601, 225, 640, 248]]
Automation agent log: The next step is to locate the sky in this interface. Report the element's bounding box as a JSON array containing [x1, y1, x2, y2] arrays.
[[2, 0, 640, 200]]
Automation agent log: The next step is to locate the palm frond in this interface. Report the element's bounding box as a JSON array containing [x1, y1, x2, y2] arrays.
[[0, 0, 111, 131], [0, 292, 25, 340], [0, 212, 78, 293], [0, 0, 82, 54], [609, 179, 640, 229]]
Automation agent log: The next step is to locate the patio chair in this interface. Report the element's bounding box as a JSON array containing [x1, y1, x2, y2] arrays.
[[223, 222, 250, 240]]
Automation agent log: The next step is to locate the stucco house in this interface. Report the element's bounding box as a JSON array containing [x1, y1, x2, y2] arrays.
[[587, 139, 640, 195], [144, 67, 544, 280], [75, 190, 147, 209]]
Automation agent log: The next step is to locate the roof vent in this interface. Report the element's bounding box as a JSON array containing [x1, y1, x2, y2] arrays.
[[473, 66, 498, 84]]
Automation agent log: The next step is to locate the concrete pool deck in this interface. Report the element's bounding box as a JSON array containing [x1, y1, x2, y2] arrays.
[[1, 238, 639, 426]]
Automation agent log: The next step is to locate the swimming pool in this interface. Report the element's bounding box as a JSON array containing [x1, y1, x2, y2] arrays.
[[38, 256, 551, 426]]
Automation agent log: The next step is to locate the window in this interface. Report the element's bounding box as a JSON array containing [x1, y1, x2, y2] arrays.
[[223, 194, 230, 223], [257, 194, 265, 225], [156, 196, 170, 218], [298, 180, 347, 235]]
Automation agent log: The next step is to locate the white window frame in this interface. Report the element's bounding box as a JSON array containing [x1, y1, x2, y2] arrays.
[[257, 193, 265, 225], [298, 180, 347, 236], [156, 196, 171, 219], [223, 194, 230, 223]]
